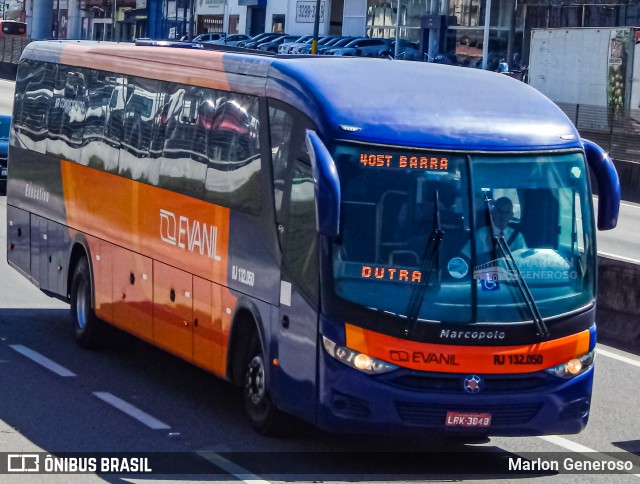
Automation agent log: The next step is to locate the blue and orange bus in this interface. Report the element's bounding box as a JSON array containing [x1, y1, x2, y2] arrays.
[[7, 40, 620, 436]]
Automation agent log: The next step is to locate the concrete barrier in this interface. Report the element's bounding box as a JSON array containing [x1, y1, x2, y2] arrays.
[[597, 255, 640, 350]]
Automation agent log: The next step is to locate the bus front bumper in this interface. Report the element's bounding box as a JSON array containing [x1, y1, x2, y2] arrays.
[[316, 351, 593, 437]]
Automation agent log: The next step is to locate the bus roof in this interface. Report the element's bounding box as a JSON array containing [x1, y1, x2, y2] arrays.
[[22, 41, 580, 152]]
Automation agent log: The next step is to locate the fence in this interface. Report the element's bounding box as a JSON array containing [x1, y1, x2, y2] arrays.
[[556, 103, 640, 164], [0, 37, 31, 64], [0, 37, 31, 79], [556, 103, 640, 202]]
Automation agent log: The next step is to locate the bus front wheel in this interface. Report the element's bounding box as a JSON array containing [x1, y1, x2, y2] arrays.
[[243, 335, 283, 435], [70, 257, 104, 349]]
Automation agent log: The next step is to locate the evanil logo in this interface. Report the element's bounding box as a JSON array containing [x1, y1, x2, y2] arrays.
[[159, 209, 221, 261]]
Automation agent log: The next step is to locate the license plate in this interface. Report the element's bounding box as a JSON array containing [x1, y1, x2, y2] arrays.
[[445, 411, 492, 428]]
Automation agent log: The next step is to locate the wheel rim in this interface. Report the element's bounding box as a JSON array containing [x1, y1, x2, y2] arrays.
[[245, 354, 267, 408], [76, 278, 89, 330]]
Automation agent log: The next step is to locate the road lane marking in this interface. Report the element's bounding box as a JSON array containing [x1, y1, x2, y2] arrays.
[[539, 435, 640, 477], [93, 392, 171, 430], [9, 345, 77, 377], [598, 348, 640, 368], [198, 452, 271, 484]]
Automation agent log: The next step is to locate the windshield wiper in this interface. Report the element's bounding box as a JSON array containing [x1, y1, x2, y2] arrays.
[[483, 197, 550, 339], [404, 190, 444, 337]]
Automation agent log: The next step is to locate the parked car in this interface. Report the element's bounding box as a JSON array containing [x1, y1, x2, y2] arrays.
[[392, 39, 421, 61], [193, 32, 225, 43], [326, 38, 393, 57], [243, 33, 289, 49], [317, 36, 358, 54], [0, 114, 10, 190], [278, 35, 314, 54], [258, 35, 301, 53], [292, 35, 343, 55], [210, 34, 252, 46], [290, 36, 336, 54], [237, 32, 278, 48]]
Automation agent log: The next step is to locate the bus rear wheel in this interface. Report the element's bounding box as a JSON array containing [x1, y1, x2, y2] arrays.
[[70, 257, 104, 349], [243, 335, 283, 435]]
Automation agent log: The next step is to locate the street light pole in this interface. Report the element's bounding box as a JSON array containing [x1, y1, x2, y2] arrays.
[[55, 0, 60, 39], [394, 0, 401, 58], [482, 0, 491, 69], [310, 0, 321, 54], [112, 0, 117, 41]]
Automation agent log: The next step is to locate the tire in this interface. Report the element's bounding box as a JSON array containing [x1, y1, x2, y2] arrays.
[[70, 257, 104, 349], [243, 334, 284, 435]]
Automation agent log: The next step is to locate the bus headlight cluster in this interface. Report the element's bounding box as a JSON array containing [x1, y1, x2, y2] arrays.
[[322, 336, 398, 375], [545, 350, 595, 378]]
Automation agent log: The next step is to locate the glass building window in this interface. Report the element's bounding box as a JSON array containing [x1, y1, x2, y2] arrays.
[[366, 0, 428, 42]]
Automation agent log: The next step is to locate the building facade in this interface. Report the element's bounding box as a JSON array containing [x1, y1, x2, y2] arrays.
[[23, 0, 640, 70]]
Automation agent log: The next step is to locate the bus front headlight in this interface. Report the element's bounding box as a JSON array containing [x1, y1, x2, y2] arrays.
[[545, 350, 595, 378], [322, 336, 398, 375]]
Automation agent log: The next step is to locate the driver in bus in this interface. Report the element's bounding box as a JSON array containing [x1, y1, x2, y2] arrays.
[[462, 196, 526, 259]]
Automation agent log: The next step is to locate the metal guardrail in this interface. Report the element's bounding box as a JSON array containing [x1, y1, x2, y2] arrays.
[[556, 102, 640, 164], [0, 37, 30, 64]]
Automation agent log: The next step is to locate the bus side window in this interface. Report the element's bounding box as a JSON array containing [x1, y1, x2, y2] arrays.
[[204, 91, 261, 214], [159, 84, 205, 197], [80, 70, 115, 169], [268, 102, 312, 234], [283, 160, 319, 305], [118, 76, 163, 184], [63, 69, 88, 151]]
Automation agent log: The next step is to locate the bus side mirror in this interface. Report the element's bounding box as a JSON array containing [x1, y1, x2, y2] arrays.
[[582, 139, 620, 230], [305, 129, 341, 237]]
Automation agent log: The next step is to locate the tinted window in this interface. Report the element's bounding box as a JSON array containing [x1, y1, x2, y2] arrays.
[[118, 76, 163, 183], [80, 70, 117, 168], [269, 105, 296, 219], [14, 61, 56, 152], [282, 160, 319, 304], [159, 84, 206, 196], [204, 92, 261, 213], [51, 67, 88, 153]]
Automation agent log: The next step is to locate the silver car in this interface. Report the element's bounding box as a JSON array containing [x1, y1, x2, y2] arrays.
[[326, 38, 393, 57]]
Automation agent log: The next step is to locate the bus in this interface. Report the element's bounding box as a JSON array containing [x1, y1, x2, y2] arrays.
[[0, 20, 27, 38], [7, 40, 620, 437]]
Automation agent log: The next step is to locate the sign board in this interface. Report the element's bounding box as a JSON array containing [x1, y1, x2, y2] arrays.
[[295, 1, 325, 24]]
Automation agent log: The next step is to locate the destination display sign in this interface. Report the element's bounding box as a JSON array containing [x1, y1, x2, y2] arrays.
[[359, 152, 449, 171]]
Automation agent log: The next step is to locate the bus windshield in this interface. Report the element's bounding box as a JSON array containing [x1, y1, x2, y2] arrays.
[[331, 143, 595, 325]]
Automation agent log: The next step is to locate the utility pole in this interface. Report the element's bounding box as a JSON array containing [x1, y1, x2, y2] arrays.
[[310, 0, 321, 54]]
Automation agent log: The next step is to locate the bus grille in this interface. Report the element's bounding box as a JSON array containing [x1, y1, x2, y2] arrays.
[[387, 373, 550, 393], [395, 402, 542, 426]]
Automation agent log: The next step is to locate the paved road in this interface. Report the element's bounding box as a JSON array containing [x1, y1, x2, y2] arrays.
[[595, 198, 640, 263]]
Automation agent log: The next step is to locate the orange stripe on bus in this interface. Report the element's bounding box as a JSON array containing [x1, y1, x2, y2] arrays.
[[61, 160, 237, 378], [61, 160, 230, 283], [345, 324, 591, 374]]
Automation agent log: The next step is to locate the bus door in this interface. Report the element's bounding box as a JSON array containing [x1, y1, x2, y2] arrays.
[[269, 103, 318, 421]]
